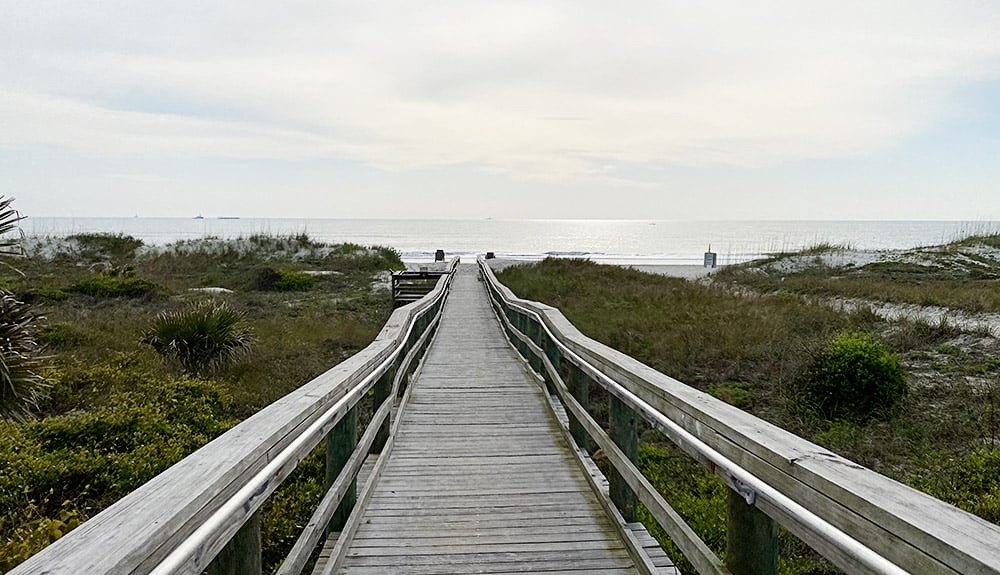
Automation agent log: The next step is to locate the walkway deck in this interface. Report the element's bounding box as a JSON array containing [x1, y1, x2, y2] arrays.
[[332, 265, 646, 574]]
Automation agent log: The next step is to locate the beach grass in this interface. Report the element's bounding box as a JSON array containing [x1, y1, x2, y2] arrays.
[[0, 233, 402, 571], [719, 233, 1000, 313], [498, 255, 1000, 574]]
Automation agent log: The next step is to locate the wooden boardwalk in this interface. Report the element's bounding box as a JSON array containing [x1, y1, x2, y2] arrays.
[[330, 265, 655, 574]]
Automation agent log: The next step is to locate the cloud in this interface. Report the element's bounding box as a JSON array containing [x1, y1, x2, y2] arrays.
[[3, 0, 1000, 185]]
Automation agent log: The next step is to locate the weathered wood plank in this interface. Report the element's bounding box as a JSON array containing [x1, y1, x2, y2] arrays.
[[334, 265, 640, 574]]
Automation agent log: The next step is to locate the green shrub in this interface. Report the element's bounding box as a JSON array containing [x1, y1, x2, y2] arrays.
[[0, 375, 235, 568], [276, 270, 316, 291], [0, 499, 83, 572], [708, 381, 755, 409], [249, 267, 316, 291], [803, 331, 906, 421], [67, 233, 143, 261], [67, 275, 161, 298], [143, 302, 256, 374], [249, 267, 282, 291], [0, 293, 52, 421], [37, 323, 86, 348], [916, 447, 1000, 523]]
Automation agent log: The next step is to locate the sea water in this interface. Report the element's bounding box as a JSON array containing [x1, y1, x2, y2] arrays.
[[21, 218, 1000, 266]]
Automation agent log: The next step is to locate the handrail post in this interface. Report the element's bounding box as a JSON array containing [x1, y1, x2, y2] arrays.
[[371, 370, 391, 453], [327, 405, 358, 533], [561, 359, 590, 452], [726, 490, 778, 575], [206, 511, 262, 575], [609, 395, 638, 522]]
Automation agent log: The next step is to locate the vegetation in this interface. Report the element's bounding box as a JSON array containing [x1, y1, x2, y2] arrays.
[[250, 267, 318, 292], [0, 371, 235, 570], [801, 331, 906, 421], [143, 302, 256, 375], [498, 254, 1000, 574], [66, 275, 162, 299], [0, 197, 52, 422], [718, 234, 1000, 313], [66, 233, 143, 261], [0, 232, 402, 572], [0, 292, 51, 421]]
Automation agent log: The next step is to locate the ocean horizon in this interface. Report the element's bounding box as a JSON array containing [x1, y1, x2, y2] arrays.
[[21, 217, 1000, 266]]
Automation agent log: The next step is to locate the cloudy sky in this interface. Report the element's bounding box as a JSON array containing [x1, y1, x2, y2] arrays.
[[3, 1, 999, 220]]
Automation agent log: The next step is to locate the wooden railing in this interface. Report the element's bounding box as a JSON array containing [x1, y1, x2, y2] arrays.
[[479, 257, 1000, 575], [11, 258, 459, 575]]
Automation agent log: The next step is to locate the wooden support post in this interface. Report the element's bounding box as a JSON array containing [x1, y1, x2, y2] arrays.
[[528, 320, 542, 374], [206, 511, 262, 575], [609, 394, 638, 522], [566, 363, 590, 451], [371, 371, 391, 453], [327, 406, 357, 533], [726, 489, 778, 575]]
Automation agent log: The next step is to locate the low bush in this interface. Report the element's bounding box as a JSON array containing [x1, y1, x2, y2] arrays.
[[276, 270, 316, 292], [67, 233, 143, 261], [67, 275, 161, 299], [803, 331, 906, 421], [916, 447, 1000, 523], [249, 267, 317, 292], [143, 302, 256, 374], [0, 375, 235, 568]]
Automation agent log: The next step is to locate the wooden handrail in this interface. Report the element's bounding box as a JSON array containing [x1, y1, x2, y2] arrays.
[[11, 258, 459, 575], [479, 257, 1000, 575]]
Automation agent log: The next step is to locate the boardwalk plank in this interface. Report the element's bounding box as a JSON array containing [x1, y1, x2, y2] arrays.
[[324, 266, 666, 575]]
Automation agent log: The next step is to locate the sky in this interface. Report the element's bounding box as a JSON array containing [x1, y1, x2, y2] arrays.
[[2, 1, 1000, 220]]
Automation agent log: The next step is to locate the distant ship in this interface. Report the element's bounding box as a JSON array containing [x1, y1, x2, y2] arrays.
[[217, 216, 241, 220], [193, 214, 204, 220]]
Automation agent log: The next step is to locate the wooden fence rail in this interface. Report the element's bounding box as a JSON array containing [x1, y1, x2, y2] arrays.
[[479, 257, 1000, 575], [11, 258, 459, 575]]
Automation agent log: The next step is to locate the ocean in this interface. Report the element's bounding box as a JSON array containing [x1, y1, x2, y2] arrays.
[[22, 218, 1000, 266]]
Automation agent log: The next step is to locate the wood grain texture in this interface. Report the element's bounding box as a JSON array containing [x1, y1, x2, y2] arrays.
[[333, 265, 643, 575]]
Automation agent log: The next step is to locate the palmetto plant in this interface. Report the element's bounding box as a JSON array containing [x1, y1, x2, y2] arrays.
[[0, 196, 25, 261], [143, 302, 256, 374], [0, 196, 52, 421], [0, 293, 51, 420]]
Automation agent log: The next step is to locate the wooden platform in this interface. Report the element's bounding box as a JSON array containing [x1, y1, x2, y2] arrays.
[[325, 265, 669, 574]]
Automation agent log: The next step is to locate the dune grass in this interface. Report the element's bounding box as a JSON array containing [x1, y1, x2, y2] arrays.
[[498, 257, 1000, 574], [719, 233, 1000, 313], [0, 233, 401, 571]]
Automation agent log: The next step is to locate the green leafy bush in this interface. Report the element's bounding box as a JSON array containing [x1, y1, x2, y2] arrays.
[[143, 302, 256, 374], [0, 375, 235, 568], [276, 270, 316, 291], [0, 499, 83, 572], [918, 448, 1000, 523], [67, 233, 143, 261], [0, 293, 52, 421], [67, 275, 161, 298], [803, 331, 906, 421], [249, 267, 316, 291]]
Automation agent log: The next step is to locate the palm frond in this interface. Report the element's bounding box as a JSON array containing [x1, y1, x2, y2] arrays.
[[143, 301, 256, 374], [0, 195, 26, 259], [0, 292, 52, 421]]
